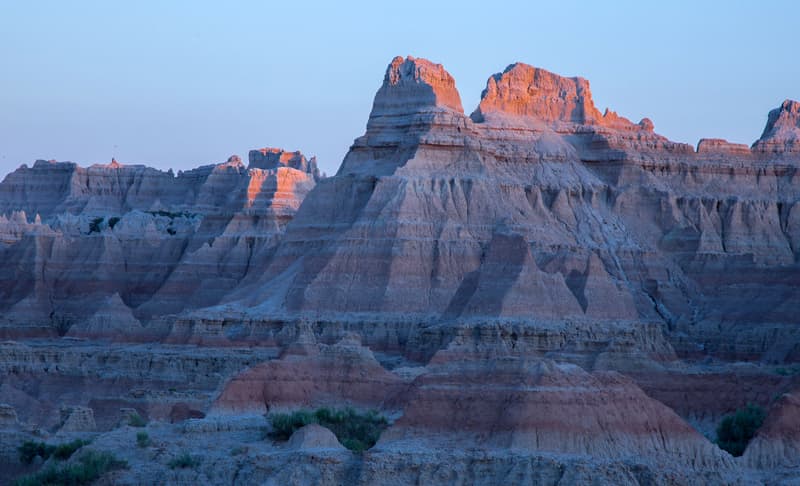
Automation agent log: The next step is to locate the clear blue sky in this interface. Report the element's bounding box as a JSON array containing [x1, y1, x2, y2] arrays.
[[1, 1, 798, 177]]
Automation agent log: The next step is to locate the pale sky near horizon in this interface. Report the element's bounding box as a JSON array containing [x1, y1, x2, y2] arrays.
[[1, 1, 798, 177]]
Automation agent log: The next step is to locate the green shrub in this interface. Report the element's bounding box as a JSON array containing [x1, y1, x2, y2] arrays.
[[716, 404, 766, 456], [19, 439, 89, 464], [268, 409, 316, 441], [267, 407, 388, 452], [18, 440, 55, 464], [147, 210, 194, 219], [168, 452, 200, 469], [108, 216, 121, 229], [136, 432, 149, 448], [13, 450, 127, 486], [128, 413, 147, 427], [88, 217, 104, 234], [774, 366, 800, 376], [52, 439, 90, 460]]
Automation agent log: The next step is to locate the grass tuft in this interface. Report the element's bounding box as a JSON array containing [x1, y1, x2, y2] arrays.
[[13, 450, 127, 486], [136, 431, 150, 448], [128, 412, 147, 428], [168, 452, 200, 469]]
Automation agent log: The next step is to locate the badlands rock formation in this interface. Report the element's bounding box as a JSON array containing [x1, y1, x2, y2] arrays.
[[752, 99, 800, 154], [210, 56, 800, 368], [213, 333, 408, 414], [0, 149, 320, 337], [1, 55, 799, 485]]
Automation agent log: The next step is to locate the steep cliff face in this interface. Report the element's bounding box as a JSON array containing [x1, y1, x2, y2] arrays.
[[471, 62, 650, 131], [752, 99, 800, 154]]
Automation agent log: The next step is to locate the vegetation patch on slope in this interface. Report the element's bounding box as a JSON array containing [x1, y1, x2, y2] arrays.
[[18, 439, 90, 464], [13, 450, 127, 486], [715, 403, 766, 456], [268, 407, 388, 452]]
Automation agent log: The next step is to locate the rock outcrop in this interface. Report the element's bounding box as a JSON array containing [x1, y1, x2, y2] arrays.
[[213, 333, 407, 413], [286, 424, 345, 451], [58, 406, 97, 432], [374, 55, 464, 116], [472, 62, 646, 131], [249, 147, 322, 180], [752, 99, 800, 154], [743, 391, 800, 469], [377, 338, 731, 467], [0, 149, 320, 335], [696, 138, 752, 156]]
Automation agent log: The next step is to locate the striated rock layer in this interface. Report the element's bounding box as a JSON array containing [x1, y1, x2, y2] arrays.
[[0, 149, 320, 337], [212, 333, 734, 477], [3, 56, 798, 360], [1, 55, 800, 485], [203, 56, 800, 368]]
